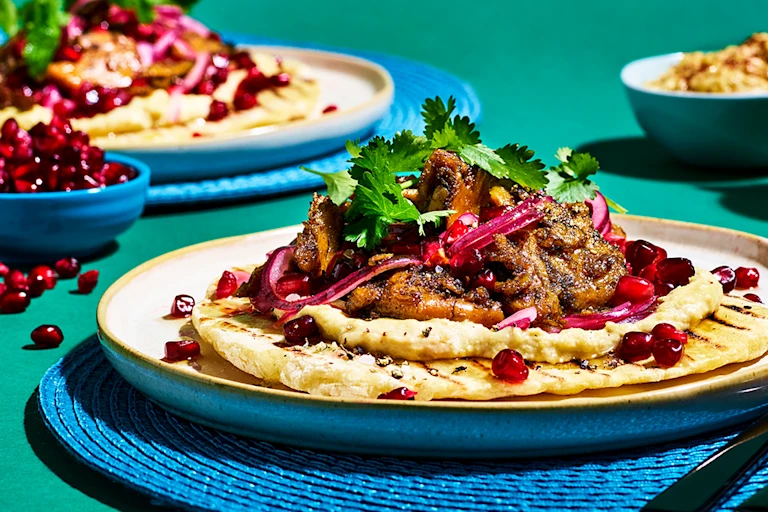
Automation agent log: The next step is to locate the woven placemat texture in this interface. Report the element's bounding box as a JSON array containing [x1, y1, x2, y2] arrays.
[[145, 35, 481, 206], [38, 338, 768, 511]]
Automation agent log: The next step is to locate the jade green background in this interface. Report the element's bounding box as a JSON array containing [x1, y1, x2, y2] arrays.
[[2, 1, 768, 510]]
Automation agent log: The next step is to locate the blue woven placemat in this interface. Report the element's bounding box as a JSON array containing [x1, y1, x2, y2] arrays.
[[145, 34, 481, 206], [39, 338, 768, 511]]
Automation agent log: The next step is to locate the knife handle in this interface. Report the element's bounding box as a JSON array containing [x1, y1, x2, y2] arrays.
[[644, 426, 768, 512]]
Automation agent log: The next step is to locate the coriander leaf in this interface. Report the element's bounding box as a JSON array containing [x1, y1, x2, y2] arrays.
[[344, 216, 388, 250], [451, 114, 480, 145], [388, 130, 432, 174], [457, 143, 505, 172], [555, 147, 572, 163], [348, 136, 391, 181], [604, 195, 628, 214], [422, 96, 456, 140], [345, 139, 362, 159], [545, 169, 599, 203], [494, 144, 548, 190], [430, 124, 462, 150], [415, 210, 453, 235], [1, 0, 18, 37], [21, 0, 69, 78], [301, 167, 357, 206], [565, 152, 599, 180], [113, 0, 157, 23]]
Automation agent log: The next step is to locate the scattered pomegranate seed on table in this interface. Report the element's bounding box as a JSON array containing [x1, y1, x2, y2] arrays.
[[164, 340, 201, 362], [5, 269, 28, 291], [491, 349, 529, 382], [378, 387, 417, 400], [55, 257, 81, 279], [735, 267, 760, 289], [215, 270, 238, 299], [77, 270, 100, 294], [170, 295, 196, 318], [0, 262, 8, 277], [0, 291, 30, 313], [744, 293, 763, 303], [29, 265, 57, 290], [27, 275, 47, 298], [30, 325, 64, 349]]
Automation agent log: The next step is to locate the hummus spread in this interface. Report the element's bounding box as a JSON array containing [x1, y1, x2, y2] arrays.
[[297, 268, 723, 364]]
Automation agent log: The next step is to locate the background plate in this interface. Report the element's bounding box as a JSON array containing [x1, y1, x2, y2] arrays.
[[142, 34, 481, 205], [96, 216, 767, 458], [114, 45, 394, 184]]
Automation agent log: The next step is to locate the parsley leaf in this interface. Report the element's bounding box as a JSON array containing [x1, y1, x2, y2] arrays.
[[301, 167, 357, 206], [1, 0, 18, 37], [545, 147, 626, 212], [20, 0, 69, 78]]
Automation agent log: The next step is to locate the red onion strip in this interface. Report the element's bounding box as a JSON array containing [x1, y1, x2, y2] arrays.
[[153, 31, 177, 60], [178, 15, 211, 37], [494, 306, 537, 330], [181, 51, 210, 92], [136, 41, 154, 68], [585, 192, 612, 235], [561, 296, 658, 330], [447, 197, 545, 257], [251, 246, 419, 313]]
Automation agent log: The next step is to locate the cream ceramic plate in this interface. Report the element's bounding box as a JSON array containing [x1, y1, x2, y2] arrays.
[[110, 45, 394, 183], [97, 216, 768, 458]]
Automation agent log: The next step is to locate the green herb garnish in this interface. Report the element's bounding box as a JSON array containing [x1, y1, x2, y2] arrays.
[[0, 0, 19, 37], [545, 147, 626, 213]]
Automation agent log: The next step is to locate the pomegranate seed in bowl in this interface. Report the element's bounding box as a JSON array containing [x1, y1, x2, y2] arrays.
[[492, 349, 529, 382], [31, 325, 64, 348], [170, 295, 196, 318], [55, 257, 81, 279], [744, 293, 763, 303], [77, 270, 99, 294], [735, 267, 760, 289]]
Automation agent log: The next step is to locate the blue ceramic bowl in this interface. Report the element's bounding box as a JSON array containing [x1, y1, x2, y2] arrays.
[[622, 52, 768, 168], [0, 153, 150, 263]]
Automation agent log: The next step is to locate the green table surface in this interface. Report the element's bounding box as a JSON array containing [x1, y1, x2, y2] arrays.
[[2, 1, 768, 510]]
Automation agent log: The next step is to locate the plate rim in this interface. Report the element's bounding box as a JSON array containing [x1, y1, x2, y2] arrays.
[[97, 214, 768, 411], [102, 44, 395, 151]]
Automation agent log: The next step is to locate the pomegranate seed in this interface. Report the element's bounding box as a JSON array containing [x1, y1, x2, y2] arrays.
[[390, 242, 420, 256], [55, 257, 80, 278], [275, 273, 311, 297], [0, 290, 30, 313], [77, 270, 99, 294], [1, 118, 20, 141], [638, 262, 657, 282], [271, 72, 291, 87], [450, 248, 484, 278], [170, 294, 195, 318], [5, 269, 28, 291], [626, 240, 667, 275], [443, 219, 473, 245], [492, 349, 529, 382], [655, 258, 695, 287], [611, 275, 655, 306], [735, 267, 760, 289], [215, 270, 238, 299], [322, 104, 338, 114], [473, 268, 497, 290], [420, 237, 448, 267], [283, 315, 321, 345], [654, 281, 675, 297], [378, 387, 417, 400], [744, 293, 763, 303], [164, 340, 201, 361], [0, 169, 10, 192], [480, 205, 512, 223], [233, 90, 258, 111], [207, 100, 229, 121], [31, 325, 64, 348], [651, 323, 688, 344], [29, 265, 56, 289], [617, 332, 654, 363], [0, 262, 8, 277], [711, 266, 736, 293], [652, 338, 685, 367]]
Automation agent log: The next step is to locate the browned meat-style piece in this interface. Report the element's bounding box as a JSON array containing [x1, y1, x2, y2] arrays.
[[47, 31, 141, 91], [294, 193, 343, 276], [414, 149, 497, 226], [488, 201, 628, 327], [176, 32, 227, 56], [346, 267, 504, 327]]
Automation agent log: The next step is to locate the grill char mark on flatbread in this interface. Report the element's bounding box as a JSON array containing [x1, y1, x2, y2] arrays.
[[192, 287, 768, 401]]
